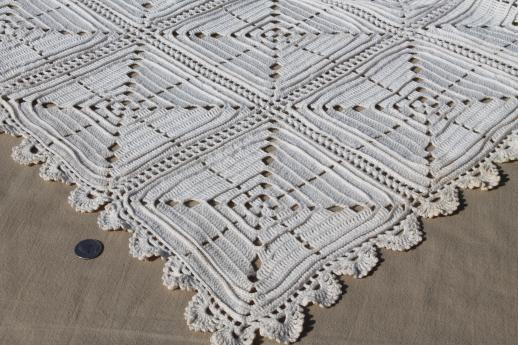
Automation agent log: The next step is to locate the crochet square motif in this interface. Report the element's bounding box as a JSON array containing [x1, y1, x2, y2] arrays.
[[1, 1, 517, 344]]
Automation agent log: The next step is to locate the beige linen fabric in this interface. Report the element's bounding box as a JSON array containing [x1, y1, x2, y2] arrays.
[[0, 134, 517, 345]]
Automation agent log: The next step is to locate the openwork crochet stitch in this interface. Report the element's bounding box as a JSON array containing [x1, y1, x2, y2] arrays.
[[1, 1, 517, 343]]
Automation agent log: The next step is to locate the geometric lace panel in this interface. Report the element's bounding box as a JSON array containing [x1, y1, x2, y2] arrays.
[[1, 1, 517, 344]]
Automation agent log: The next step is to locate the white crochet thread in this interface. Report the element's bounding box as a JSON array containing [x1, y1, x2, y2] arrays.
[[1, 1, 518, 344]]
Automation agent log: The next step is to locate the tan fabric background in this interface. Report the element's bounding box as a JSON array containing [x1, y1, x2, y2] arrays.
[[0, 134, 517, 345]]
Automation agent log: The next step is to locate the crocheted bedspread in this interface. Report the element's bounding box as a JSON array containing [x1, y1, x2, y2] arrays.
[[1, 1, 517, 343]]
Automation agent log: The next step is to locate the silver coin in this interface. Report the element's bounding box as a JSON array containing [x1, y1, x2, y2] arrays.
[[74, 239, 104, 259]]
